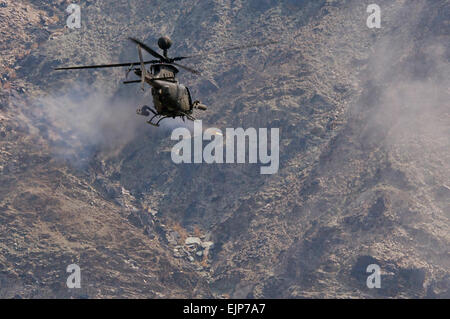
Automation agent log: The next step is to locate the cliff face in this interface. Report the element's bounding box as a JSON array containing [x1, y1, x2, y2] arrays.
[[0, 0, 448, 298]]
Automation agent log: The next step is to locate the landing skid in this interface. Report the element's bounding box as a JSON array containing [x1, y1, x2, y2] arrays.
[[137, 105, 196, 127], [147, 114, 169, 127]]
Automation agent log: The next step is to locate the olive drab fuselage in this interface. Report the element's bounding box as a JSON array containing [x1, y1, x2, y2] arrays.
[[145, 64, 193, 115], [133, 61, 207, 126]]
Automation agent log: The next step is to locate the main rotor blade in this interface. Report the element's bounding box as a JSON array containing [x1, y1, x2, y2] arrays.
[[123, 80, 141, 84], [54, 60, 159, 70], [129, 37, 166, 61], [173, 40, 279, 60], [137, 44, 147, 91], [171, 62, 201, 75]]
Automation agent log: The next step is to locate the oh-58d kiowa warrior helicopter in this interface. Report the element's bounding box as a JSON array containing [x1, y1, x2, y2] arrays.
[[54, 36, 277, 126]]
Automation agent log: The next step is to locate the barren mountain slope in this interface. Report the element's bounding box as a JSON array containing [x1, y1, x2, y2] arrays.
[[0, 0, 448, 298]]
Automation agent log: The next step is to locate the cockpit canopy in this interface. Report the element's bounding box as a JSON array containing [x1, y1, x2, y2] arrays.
[[151, 63, 179, 78]]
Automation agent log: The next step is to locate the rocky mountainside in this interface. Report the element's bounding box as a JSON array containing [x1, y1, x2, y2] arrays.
[[0, 0, 448, 298]]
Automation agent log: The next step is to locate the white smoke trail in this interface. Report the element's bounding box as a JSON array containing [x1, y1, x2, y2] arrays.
[[29, 84, 148, 164]]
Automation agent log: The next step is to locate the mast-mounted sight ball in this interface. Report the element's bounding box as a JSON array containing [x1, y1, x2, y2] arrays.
[[158, 36, 172, 50]]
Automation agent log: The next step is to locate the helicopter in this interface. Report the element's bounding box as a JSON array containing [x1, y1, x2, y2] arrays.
[[55, 36, 277, 126]]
